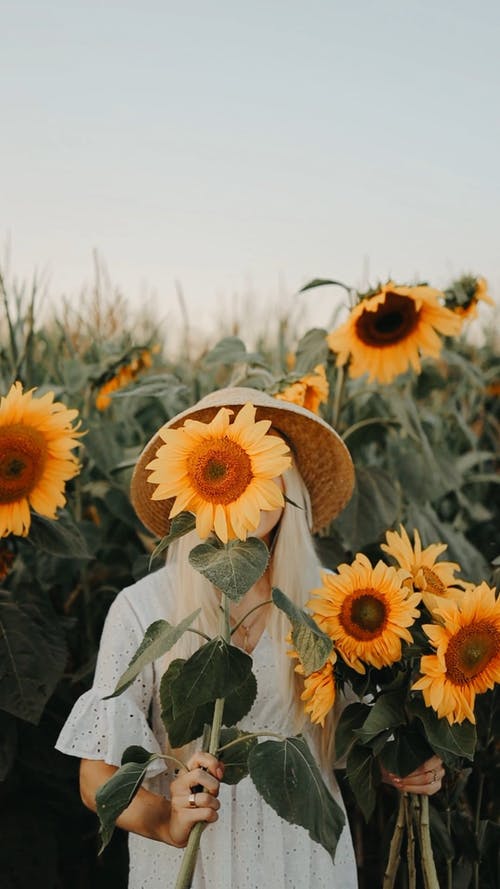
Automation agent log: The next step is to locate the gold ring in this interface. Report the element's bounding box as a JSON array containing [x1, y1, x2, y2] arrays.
[[188, 792, 197, 808]]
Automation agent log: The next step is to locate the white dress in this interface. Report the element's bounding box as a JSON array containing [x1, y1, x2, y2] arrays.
[[56, 566, 358, 889]]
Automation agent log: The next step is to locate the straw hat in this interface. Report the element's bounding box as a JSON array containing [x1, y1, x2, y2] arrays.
[[131, 386, 354, 537]]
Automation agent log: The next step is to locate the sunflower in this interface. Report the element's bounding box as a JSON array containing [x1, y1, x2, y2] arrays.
[[146, 402, 291, 543], [447, 276, 494, 321], [381, 526, 468, 615], [275, 365, 329, 414], [95, 348, 155, 410], [296, 654, 337, 727], [326, 281, 462, 384], [412, 583, 500, 724], [308, 554, 420, 672], [287, 633, 337, 727], [0, 381, 82, 537]]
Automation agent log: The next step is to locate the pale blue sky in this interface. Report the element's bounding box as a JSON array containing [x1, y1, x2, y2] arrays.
[[2, 0, 499, 332]]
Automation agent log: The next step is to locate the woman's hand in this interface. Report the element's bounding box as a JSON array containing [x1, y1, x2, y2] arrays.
[[80, 752, 224, 849], [380, 755, 445, 796], [164, 751, 225, 848]]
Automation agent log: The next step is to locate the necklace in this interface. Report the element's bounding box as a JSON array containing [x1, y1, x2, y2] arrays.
[[230, 601, 270, 653]]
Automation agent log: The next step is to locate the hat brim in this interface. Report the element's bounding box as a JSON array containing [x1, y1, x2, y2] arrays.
[[130, 387, 354, 537]]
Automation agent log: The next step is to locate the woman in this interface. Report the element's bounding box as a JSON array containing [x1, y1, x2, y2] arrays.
[[56, 387, 443, 888]]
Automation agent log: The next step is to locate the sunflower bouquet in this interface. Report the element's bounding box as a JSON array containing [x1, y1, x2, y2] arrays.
[[288, 525, 500, 889]]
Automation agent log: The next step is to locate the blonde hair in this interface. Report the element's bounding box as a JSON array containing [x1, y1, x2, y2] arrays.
[[164, 462, 338, 768]]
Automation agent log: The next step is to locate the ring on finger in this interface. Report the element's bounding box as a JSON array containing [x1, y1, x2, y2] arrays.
[[429, 768, 438, 784], [188, 792, 198, 808]]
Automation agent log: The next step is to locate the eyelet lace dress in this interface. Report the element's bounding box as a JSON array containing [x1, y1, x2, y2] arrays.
[[56, 567, 358, 889]]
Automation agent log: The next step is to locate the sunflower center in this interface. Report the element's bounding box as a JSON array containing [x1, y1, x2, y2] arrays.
[[0, 425, 47, 503], [341, 590, 387, 640], [186, 436, 253, 504], [445, 622, 500, 685], [418, 566, 446, 596], [355, 292, 419, 347]]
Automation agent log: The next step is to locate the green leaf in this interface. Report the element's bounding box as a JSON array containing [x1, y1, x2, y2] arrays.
[[222, 669, 257, 727], [96, 748, 161, 851], [160, 655, 257, 747], [106, 610, 201, 698], [27, 511, 92, 559], [429, 806, 455, 861], [0, 709, 18, 780], [189, 538, 269, 601], [299, 278, 351, 294], [272, 587, 333, 674], [335, 702, 371, 762], [406, 502, 490, 584], [104, 488, 138, 529], [353, 690, 407, 744], [160, 658, 213, 746], [121, 744, 159, 765], [0, 594, 67, 723], [217, 727, 258, 785], [408, 697, 476, 761], [249, 735, 345, 862], [61, 358, 91, 393], [150, 512, 196, 562], [346, 745, 379, 821], [203, 337, 264, 367], [378, 726, 434, 777], [335, 466, 401, 549], [85, 422, 124, 475], [314, 535, 348, 572], [455, 450, 496, 475], [169, 640, 252, 717], [110, 374, 187, 401], [294, 328, 329, 373]]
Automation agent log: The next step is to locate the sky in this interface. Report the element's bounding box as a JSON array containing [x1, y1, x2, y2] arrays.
[[2, 0, 499, 337]]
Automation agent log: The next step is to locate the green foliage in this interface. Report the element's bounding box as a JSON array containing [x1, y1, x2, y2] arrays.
[[217, 727, 258, 784], [150, 512, 197, 562], [346, 744, 380, 822], [248, 735, 346, 862], [0, 592, 67, 723], [107, 611, 201, 698], [96, 746, 161, 850], [160, 643, 257, 747]]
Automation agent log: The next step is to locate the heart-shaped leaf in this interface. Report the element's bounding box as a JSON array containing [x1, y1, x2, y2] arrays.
[[189, 538, 269, 601]]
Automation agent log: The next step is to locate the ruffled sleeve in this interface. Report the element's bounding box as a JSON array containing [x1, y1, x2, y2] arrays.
[[55, 587, 164, 771]]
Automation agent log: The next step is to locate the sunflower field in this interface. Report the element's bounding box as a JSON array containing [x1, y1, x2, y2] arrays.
[[0, 266, 499, 889]]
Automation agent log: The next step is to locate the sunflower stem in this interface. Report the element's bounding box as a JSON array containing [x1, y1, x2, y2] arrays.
[[445, 805, 453, 889], [472, 771, 485, 889], [415, 794, 440, 889], [405, 793, 417, 889], [217, 730, 285, 754], [383, 792, 406, 889], [174, 596, 230, 889], [331, 365, 346, 429]]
